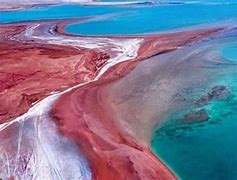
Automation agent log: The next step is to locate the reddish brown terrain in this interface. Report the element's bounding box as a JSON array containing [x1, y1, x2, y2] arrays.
[[0, 21, 224, 179], [52, 26, 223, 179], [52, 79, 176, 180], [0, 24, 110, 123]]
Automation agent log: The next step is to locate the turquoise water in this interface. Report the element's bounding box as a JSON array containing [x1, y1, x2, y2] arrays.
[[151, 48, 237, 179], [167, 0, 237, 3], [222, 45, 237, 62], [66, 3, 237, 35], [0, 5, 123, 23], [0, 2, 237, 35]]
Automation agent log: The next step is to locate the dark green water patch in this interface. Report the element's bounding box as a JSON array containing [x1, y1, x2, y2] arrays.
[[151, 76, 237, 179]]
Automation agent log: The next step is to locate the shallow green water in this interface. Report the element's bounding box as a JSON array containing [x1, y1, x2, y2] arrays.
[[151, 67, 237, 179]]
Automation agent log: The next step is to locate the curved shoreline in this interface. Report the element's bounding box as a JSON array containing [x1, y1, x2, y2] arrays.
[[51, 21, 223, 179], [52, 79, 177, 179], [0, 19, 225, 178]]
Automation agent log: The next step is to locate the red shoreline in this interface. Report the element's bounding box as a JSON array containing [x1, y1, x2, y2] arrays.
[[52, 78, 177, 180], [52, 24, 223, 179], [0, 20, 224, 179]]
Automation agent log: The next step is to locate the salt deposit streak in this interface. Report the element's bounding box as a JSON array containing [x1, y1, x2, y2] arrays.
[[0, 22, 142, 179], [21, 23, 143, 78], [0, 93, 91, 179]]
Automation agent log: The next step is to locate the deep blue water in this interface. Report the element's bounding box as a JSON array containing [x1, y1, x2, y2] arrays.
[[0, 1, 237, 35], [66, 3, 237, 35], [0, 5, 123, 23]]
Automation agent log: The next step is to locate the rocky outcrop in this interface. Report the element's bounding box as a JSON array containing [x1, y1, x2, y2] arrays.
[[183, 109, 209, 124], [197, 85, 231, 106]]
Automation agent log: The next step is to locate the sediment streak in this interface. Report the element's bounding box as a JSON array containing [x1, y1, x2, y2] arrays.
[[0, 22, 142, 179]]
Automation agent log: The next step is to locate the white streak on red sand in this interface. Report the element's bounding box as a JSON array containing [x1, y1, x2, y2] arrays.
[[0, 22, 142, 179], [22, 23, 143, 78]]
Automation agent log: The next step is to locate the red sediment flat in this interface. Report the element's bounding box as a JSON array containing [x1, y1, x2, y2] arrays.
[[0, 20, 222, 124], [52, 28, 223, 179], [100, 28, 223, 80], [0, 21, 223, 179], [0, 24, 110, 123], [52, 79, 176, 180]]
